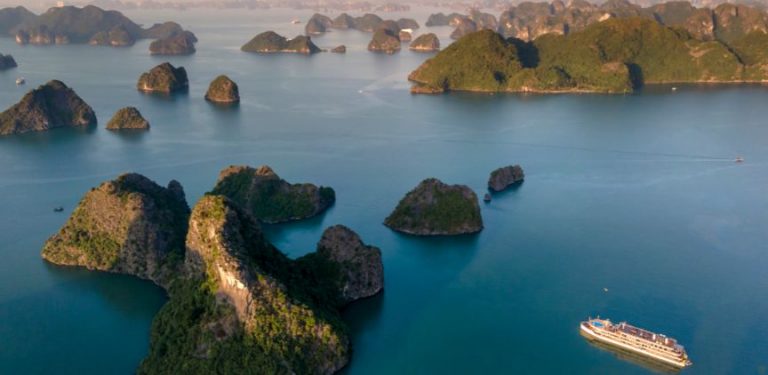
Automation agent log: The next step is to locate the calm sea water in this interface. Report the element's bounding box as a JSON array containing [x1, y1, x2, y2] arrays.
[[0, 8, 767, 375]]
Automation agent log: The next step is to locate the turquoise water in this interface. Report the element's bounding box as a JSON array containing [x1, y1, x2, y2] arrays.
[[1, 8, 767, 374]]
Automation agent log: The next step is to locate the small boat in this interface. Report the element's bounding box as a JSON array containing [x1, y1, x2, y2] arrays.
[[53, 206, 64, 212], [671, 87, 677, 91], [735, 156, 744, 163], [483, 193, 492, 202], [16, 77, 25, 86], [291, 19, 301, 24]]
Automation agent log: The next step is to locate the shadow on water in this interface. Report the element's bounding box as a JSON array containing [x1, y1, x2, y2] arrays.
[[580, 331, 681, 374], [109, 129, 149, 143], [137, 89, 190, 103], [488, 181, 524, 197], [0, 124, 97, 147], [42, 262, 167, 318], [262, 207, 334, 240]]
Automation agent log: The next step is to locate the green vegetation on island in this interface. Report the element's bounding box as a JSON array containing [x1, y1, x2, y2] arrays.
[[241, 31, 320, 54], [5, 5, 194, 48], [409, 17, 768, 94], [0, 80, 96, 136], [41, 173, 189, 286], [384, 178, 483, 236], [106, 107, 150, 130], [149, 30, 197, 55], [410, 33, 440, 52], [205, 75, 240, 104], [42, 171, 383, 373], [137, 62, 189, 94], [210, 165, 335, 224]]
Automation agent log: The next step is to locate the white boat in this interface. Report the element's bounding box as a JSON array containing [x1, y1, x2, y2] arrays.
[[16, 77, 25, 85], [581, 317, 692, 369]]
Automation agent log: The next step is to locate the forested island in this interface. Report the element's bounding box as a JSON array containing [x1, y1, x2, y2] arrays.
[[41, 171, 384, 373], [0, 5, 194, 52], [410, 16, 768, 94]]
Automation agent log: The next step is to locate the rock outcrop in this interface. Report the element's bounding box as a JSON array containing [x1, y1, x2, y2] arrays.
[[409, 33, 440, 51], [137, 62, 189, 94], [205, 75, 240, 104], [450, 18, 477, 40], [384, 178, 483, 235], [41, 173, 190, 287], [0, 80, 96, 136], [241, 31, 321, 54], [305, 13, 332, 34], [149, 31, 197, 55], [0, 53, 16, 70], [368, 27, 400, 54], [106, 107, 150, 130], [331, 45, 346, 53], [488, 165, 525, 192], [210, 165, 335, 224], [140, 195, 385, 373], [315, 225, 384, 304], [398, 30, 412, 42], [332, 13, 356, 29], [396, 18, 420, 30], [42, 169, 385, 373], [88, 25, 135, 47]]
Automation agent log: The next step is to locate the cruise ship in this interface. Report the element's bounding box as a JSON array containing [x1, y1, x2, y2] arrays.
[[581, 318, 692, 368]]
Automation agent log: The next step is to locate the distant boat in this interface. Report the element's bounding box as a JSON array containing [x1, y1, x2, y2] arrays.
[[671, 87, 677, 91], [483, 193, 492, 202], [53, 206, 64, 212], [735, 156, 744, 163], [291, 19, 301, 24], [16, 77, 25, 85]]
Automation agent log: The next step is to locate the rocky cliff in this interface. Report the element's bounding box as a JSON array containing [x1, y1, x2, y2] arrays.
[[205, 75, 240, 104], [0, 80, 96, 136], [42, 173, 190, 287], [410, 33, 440, 51], [88, 25, 135, 47], [0, 53, 16, 69], [137, 62, 189, 94], [368, 27, 400, 53], [106, 107, 150, 130], [384, 178, 483, 235], [314, 225, 384, 304], [149, 30, 197, 55], [210, 165, 335, 224], [488, 165, 525, 192], [139, 196, 384, 373]]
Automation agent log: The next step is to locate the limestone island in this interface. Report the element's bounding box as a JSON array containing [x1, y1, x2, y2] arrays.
[[409, 17, 768, 94], [303, 12, 414, 35], [137, 62, 189, 94], [409, 33, 440, 52], [149, 30, 198, 55], [42, 173, 189, 286], [209, 165, 335, 224], [4, 5, 194, 48], [241, 31, 320, 54], [488, 165, 524, 192], [384, 178, 483, 235], [0, 80, 96, 136], [205, 75, 240, 104], [42, 172, 384, 373], [425, 12, 464, 27], [0, 53, 16, 69], [368, 21, 401, 54], [106, 107, 149, 130]]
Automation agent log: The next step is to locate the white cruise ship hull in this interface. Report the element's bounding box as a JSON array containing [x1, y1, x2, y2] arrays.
[[580, 322, 691, 368]]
